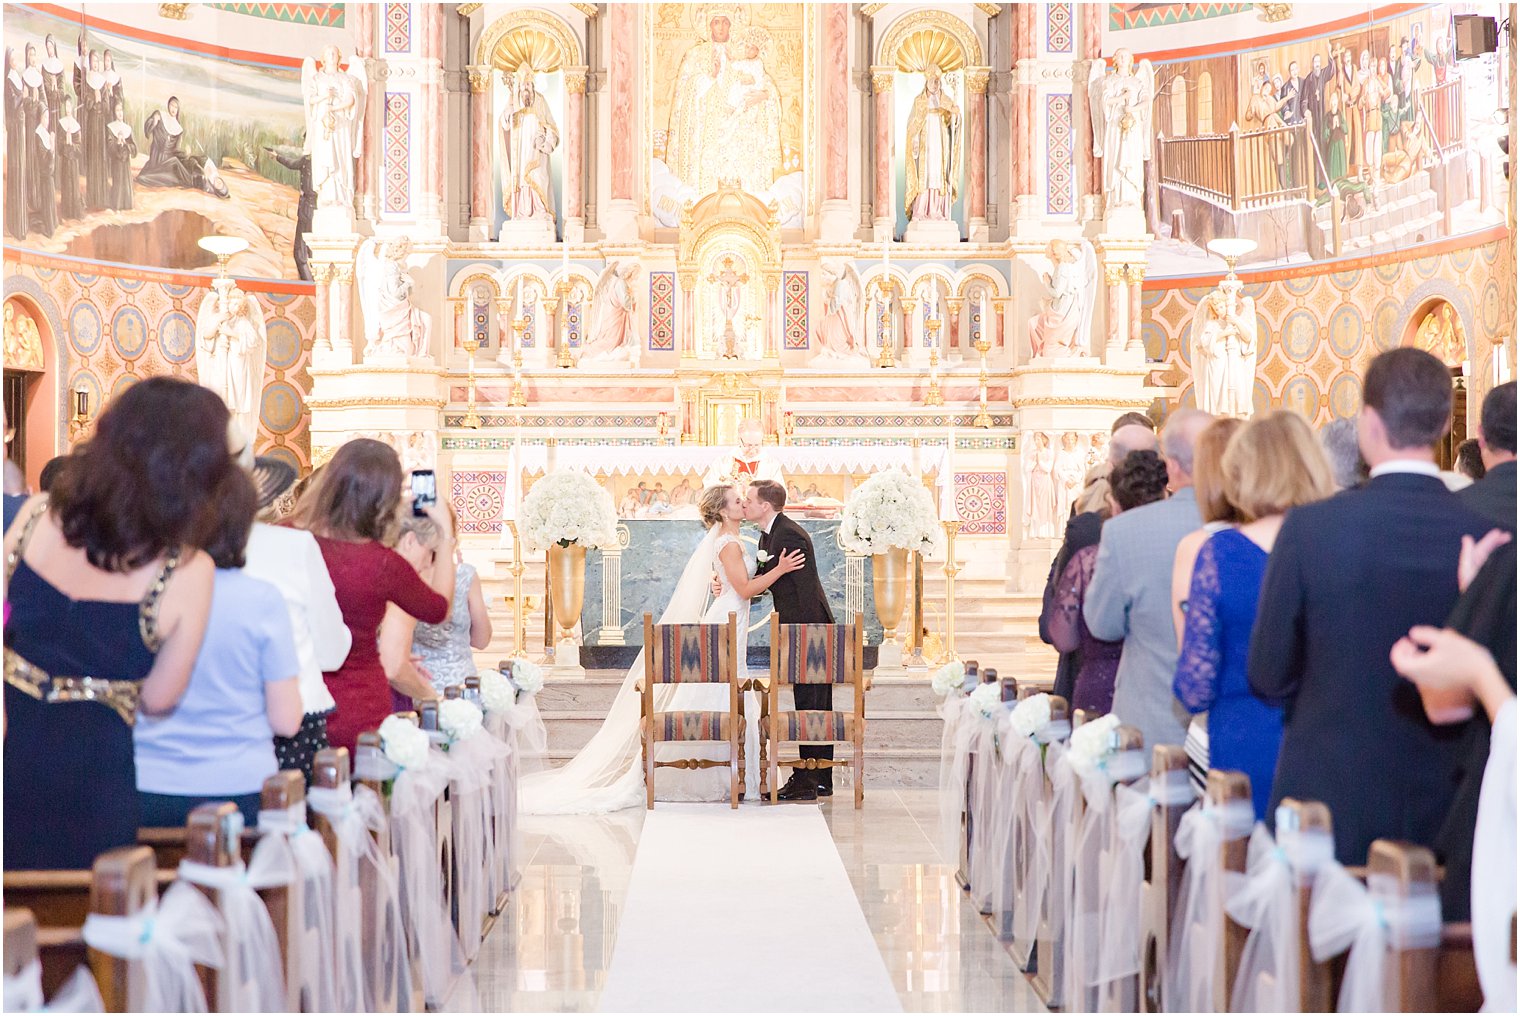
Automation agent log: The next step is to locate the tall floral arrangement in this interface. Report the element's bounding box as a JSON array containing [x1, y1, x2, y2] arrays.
[[839, 468, 941, 555], [519, 470, 619, 553]]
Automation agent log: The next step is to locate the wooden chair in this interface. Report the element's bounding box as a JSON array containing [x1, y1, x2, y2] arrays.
[[639, 612, 742, 808], [764, 615, 866, 808], [1139, 744, 1192, 1013]]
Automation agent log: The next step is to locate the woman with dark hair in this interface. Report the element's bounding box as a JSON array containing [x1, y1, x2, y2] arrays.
[[56, 94, 83, 220], [289, 438, 454, 753], [5, 47, 28, 239], [135, 449, 303, 827], [4, 376, 224, 869]]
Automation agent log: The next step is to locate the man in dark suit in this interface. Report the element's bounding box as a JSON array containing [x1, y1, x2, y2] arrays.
[[746, 478, 835, 801], [1459, 380, 1516, 530], [1249, 348, 1492, 865]]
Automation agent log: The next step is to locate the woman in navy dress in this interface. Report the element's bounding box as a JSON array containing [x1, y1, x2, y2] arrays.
[[1173, 412, 1335, 819], [4, 377, 229, 869]]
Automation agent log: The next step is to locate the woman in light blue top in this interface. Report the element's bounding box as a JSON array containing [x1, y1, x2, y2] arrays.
[[135, 465, 303, 826]]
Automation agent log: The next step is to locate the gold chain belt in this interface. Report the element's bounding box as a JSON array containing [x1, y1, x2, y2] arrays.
[[4, 650, 141, 726]]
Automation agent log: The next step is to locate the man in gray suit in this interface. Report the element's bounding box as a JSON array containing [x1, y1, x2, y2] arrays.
[[1083, 409, 1213, 748]]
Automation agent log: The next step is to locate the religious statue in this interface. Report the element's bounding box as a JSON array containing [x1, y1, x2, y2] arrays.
[[3, 301, 43, 372], [701, 417, 784, 488], [1053, 432, 1087, 524], [357, 236, 432, 360], [580, 261, 640, 366], [1027, 238, 1098, 358], [500, 67, 559, 224], [707, 255, 748, 359], [1088, 49, 1155, 215], [1189, 276, 1258, 418], [904, 66, 961, 223], [812, 259, 868, 367], [301, 46, 366, 218], [194, 279, 267, 443], [1022, 431, 1057, 540]]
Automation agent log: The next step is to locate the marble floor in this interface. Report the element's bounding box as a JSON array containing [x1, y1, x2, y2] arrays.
[[466, 789, 1047, 1013]]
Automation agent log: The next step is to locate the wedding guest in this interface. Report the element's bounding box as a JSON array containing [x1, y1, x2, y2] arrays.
[[1455, 439, 1486, 483], [1459, 381, 1515, 530], [37, 455, 68, 494], [3, 377, 223, 869], [55, 95, 82, 220], [135, 461, 303, 827], [104, 99, 136, 211], [1111, 411, 1155, 433], [1048, 450, 1170, 713], [1170, 417, 1245, 644], [289, 439, 453, 752], [378, 512, 452, 704], [1174, 412, 1335, 819], [1250, 348, 1492, 863], [411, 501, 493, 695], [1318, 416, 1367, 490], [1086, 408, 1213, 749]]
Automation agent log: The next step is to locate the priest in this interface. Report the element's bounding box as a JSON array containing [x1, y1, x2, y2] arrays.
[[702, 417, 783, 490]]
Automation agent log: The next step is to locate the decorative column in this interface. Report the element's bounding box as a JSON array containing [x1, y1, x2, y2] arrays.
[[1010, 4, 1036, 230], [313, 264, 332, 352], [352, 3, 376, 222], [1128, 264, 1146, 351], [563, 67, 588, 243], [467, 66, 492, 240], [1104, 263, 1125, 358], [965, 68, 990, 242], [871, 66, 895, 242], [605, 3, 638, 241], [766, 276, 781, 359], [678, 274, 696, 357], [819, 3, 852, 241], [1080, 2, 1105, 215], [598, 525, 628, 646], [333, 263, 355, 359], [421, 2, 446, 226]]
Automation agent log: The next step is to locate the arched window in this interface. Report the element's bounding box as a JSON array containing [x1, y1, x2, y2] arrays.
[[1170, 77, 1188, 136], [1197, 71, 1215, 134]]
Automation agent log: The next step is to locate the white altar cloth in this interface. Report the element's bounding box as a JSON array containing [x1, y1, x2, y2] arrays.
[[515, 444, 951, 485]]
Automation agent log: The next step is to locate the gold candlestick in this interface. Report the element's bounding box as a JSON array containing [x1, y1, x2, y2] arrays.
[[506, 520, 529, 655], [923, 340, 944, 406], [870, 278, 898, 369], [939, 520, 961, 664], [973, 333, 993, 429], [68, 386, 91, 443], [462, 336, 483, 430], [511, 315, 527, 368], [553, 281, 574, 369]]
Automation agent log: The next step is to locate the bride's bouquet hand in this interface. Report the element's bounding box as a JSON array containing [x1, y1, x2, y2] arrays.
[[774, 548, 806, 576]]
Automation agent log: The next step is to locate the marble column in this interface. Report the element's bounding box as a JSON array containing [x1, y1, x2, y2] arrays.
[[1103, 263, 1125, 358], [966, 69, 990, 241], [564, 67, 588, 242], [333, 264, 355, 359], [819, 4, 852, 241], [766, 280, 780, 359], [352, 3, 376, 222], [1010, 5, 1035, 223], [422, 3, 445, 224], [1127, 265, 1146, 351], [467, 66, 492, 240], [314, 264, 332, 351], [679, 276, 695, 357], [871, 66, 895, 241], [606, 4, 638, 240], [1081, 3, 1105, 204]]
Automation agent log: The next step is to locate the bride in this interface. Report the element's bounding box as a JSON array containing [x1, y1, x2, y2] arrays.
[[521, 484, 804, 813]]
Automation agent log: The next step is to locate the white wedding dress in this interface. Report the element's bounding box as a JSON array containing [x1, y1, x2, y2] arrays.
[[521, 526, 761, 814]]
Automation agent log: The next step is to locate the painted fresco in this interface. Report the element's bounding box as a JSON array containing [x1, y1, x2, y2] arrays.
[[2, 5, 310, 278]]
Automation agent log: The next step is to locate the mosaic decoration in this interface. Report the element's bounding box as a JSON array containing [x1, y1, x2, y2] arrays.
[[383, 1, 412, 53], [444, 414, 661, 429], [567, 299, 583, 348], [451, 470, 508, 535], [1045, 2, 1073, 53], [1108, 3, 1251, 32], [209, 3, 345, 27], [1045, 94, 1075, 217], [471, 288, 490, 348], [649, 271, 676, 351], [383, 92, 411, 215], [953, 472, 1008, 536], [783, 270, 809, 350]]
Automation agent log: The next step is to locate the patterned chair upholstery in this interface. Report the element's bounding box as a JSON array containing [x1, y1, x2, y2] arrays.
[[640, 612, 741, 809], [762, 615, 866, 808]]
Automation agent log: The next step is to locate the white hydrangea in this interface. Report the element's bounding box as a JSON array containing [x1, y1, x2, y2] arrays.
[[438, 698, 484, 743], [478, 669, 515, 714], [932, 661, 966, 699], [1010, 693, 1053, 739], [519, 470, 619, 554], [509, 657, 544, 695], [968, 681, 1002, 721], [839, 468, 942, 556], [379, 714, 430, 771], [1067, 713, 1121, 769]]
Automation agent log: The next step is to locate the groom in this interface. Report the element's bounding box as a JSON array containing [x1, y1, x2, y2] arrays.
[[744, 479, 836, 801]]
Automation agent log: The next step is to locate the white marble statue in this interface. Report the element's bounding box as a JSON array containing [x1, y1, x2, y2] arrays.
[[1028, 238, 1098, 358], [812, 259, 868, 367], [194, 279, 267, 444], [1190, 276, 1259, 418], [1053, 432, 1087, 524], [1088, 48, 1154, 214], [904, 65, 961, 223], [501, 68, 559, 223], [357, 236, 432, 360], [301, 46, 366, 216], [580, 261, 640, 366], [1022, 431, 1057, 540], [706, 255, 749, 359]]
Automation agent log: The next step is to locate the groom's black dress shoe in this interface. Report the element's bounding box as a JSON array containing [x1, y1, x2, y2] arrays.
[[776, 778, 817, 802], [814, 783, 833, 798]]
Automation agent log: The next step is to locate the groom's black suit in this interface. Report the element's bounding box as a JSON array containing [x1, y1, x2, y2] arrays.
[[757, 511, 836, 787]]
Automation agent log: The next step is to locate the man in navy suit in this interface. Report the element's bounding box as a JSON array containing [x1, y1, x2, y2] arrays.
[[1459, 381, 1516, 530], [1249, 348, 1492, 865]]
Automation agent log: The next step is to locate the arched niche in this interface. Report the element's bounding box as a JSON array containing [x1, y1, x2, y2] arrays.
[[2, 282, 67, 483], [474, 9, 583, 71], [874, 9, 983, 70], [447, 269, 502, 352]]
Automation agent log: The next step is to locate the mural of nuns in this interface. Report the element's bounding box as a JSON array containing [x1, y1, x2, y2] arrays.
[[28, 107, 57, 237], [105, 99, 136, 210], [56, 94, 83, 219], [76, 46, 108, 210], [40, 35, 64, 120], [4, 47, 27, 239], [139, 96, 229, 197]]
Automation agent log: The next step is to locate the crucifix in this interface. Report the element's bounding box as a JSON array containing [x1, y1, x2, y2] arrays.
[[706, 255, 749, 359]]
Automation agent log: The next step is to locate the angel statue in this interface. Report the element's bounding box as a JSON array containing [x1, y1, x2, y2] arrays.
[[1088, 48, 1154, 215], [301, 45, 366, 217], [1027, 238, 1097, 358], [812, 259, 868, 367], [905, 65, 961, 223], [579, 261, 640, 366], [357, 236, 432, 361], [194, 279, 268, 443], [501, 67, 559, 224], [1189, 275, 1258, 418]]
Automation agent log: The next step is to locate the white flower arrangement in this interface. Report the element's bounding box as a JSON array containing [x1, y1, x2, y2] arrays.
[[478, 669, 516, 714], [519, 470, 619, 554], [1009, 693, 1053, 739], [1067, 713, 1121, 770], [438, 698, 484, 743], [379, 714, 430, 771], [932, 661, 966, 699], [509, 657, 544, 695], [839, 468, 942, 556], [968, 681, 1003, 721]]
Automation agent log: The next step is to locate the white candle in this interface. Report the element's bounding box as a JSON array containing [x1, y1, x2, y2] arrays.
[[911, 428, 921, 475], [940, 426, 958, 521], [561, 243, 570, 284]]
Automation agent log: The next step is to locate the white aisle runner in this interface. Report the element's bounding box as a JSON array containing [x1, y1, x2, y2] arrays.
[[597, 805, 903, 1013]]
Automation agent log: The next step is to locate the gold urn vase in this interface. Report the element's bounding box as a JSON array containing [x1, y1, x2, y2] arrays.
[[547, 542, 587, 639], [871, 547, 909, 643]]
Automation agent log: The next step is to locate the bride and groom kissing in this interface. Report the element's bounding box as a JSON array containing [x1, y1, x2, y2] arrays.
[[701, 479, 838, 802]]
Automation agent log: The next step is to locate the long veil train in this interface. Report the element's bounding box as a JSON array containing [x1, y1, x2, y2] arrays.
[[520, 526, 724, 815]]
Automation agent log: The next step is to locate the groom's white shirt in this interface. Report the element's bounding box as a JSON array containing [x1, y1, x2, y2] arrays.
[[760, 513, 776, 535]]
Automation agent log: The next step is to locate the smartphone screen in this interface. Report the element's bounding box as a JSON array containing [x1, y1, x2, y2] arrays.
[[410, 469, 437, 517]]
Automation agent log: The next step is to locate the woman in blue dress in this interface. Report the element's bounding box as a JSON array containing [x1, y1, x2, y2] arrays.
[[1173, 411, 1336, 819]]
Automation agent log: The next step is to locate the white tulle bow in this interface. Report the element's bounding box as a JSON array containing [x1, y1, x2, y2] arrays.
[[1224, 823, 1335, 1012], [2, 960, 103, 1013], [258, 803, 339, 1012], [175, 840, 294, 1013], [1308, 862, 1443, 1013], [1166, 797, 1255, 1012], [82, 881, 225, 1012]]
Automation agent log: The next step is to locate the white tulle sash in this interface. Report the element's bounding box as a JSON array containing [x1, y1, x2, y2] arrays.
[[1224, 822, 1335, 1012], [1308, 861, 1443, 1013], [447, 730, 511, 960], [258, 803, 338, 1011], [175, 841, 293, 1013], [82, 881, 225, 1012], [964, 715, 1003, 914], [936, 695, 973, 867], [2, 960, 103, 1013], [1166, 797, 1255, 1012]]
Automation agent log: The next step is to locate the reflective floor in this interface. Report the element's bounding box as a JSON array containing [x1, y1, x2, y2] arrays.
[[466, 789, 1047, 1013]]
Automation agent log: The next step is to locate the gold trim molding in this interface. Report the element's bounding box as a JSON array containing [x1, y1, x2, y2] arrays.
[[1013, 395, 1154, 408], [876, 10, 984, 71], [456, 3, 482, 17], [475, 9, 583, 72], [570, 3, 598, 18], [973, 3, 1002, 17], [306, 396, 448, 409]]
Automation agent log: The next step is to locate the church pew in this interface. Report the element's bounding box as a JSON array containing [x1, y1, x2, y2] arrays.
[[86, 846, 159, 1012], [955, 665, 995, 892], [414, 701, 459, 942], [442, 683, 496, 953], [1139, 745, 1191, 1013], [992, 688, 1068, 953], [256, 771, 305, 1013], [464, 675, 513, 918], [180, 801, 255, 1011], [353, 731, 411, 1013], [137, 824, 257, 872], [1033, 706, 1096, 1009], [1278, 797, 1337, 1013], [1210, 769, 1254, 1012]]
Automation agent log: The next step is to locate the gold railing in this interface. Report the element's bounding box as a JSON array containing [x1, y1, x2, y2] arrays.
[[1158, 119, 1314, 211]]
